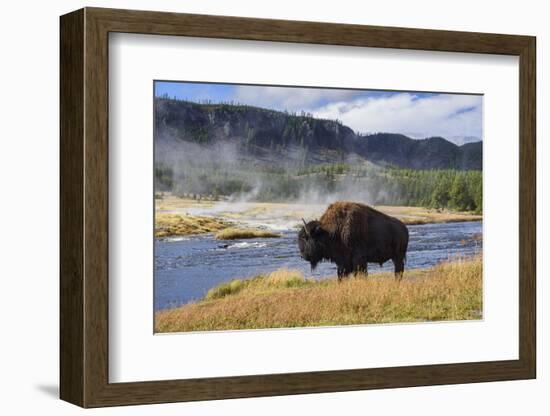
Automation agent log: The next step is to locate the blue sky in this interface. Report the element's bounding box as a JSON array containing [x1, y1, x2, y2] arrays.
[[155, 81, 482, 144]]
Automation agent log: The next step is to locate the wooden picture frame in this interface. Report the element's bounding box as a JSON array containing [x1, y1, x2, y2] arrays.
[[60, 7, 536, 408]]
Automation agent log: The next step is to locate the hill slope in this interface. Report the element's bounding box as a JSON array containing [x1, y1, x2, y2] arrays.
[[155, 98, 482, 170]]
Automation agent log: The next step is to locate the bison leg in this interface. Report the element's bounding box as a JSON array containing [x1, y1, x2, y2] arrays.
[[343, 260, 354, 280], [393, 257, 405, 281], [337, 265, 345, 282], [351, 251, 368, 278], [337, 261, 354, 282], [352, 261, 367, 278]]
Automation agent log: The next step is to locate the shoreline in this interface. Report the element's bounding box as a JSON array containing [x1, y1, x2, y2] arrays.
[[155, 196, 482, 237], [399, 217, 483, 226], [155, 256, 482, 332]]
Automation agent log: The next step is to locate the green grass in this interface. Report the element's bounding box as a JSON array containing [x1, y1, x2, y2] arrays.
[[155, 256, 482, 332], [204, 268, 313, 300]]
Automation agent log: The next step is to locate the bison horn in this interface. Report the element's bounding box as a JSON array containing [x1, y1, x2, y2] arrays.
[[302, 218, 310, 236]]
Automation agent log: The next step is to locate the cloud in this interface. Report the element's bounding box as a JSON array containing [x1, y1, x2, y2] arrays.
[[234, 87, 482, 143], [159, 81, 483, 144], [233, 85, 363, 112], [309, 93, 482, 142]]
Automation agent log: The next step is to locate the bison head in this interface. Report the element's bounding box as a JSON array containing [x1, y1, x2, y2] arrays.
[[298, 219, 327, 271]]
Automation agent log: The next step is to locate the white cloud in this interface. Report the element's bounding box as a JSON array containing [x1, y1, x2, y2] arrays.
[[309, 93, 482, 142], [229, 86, 482, 144], [233, 85, 362, 112]]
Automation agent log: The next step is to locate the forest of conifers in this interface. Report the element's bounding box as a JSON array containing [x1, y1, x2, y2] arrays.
[[155, 162, 482, 213]]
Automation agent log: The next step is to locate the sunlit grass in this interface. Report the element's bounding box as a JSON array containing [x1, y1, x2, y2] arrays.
[[155, 256, 482, 332], [155, 194, 482, 232], [375, 205, 482, 225], [215, 228, 281, 240], [204, 268, 312, 300], [155, 213, 230, 237]]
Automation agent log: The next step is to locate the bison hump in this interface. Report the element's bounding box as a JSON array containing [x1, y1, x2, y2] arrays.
[[320, 202, 369, 247]]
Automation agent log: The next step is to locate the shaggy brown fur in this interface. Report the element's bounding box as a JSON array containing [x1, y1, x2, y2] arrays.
[[298, 201, 409, 280]]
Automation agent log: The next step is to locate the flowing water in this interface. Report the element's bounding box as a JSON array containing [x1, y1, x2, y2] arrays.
[[154, 220, 482, 311]]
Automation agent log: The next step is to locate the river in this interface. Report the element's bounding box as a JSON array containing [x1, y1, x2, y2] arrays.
[[154, 220, 482, 311]]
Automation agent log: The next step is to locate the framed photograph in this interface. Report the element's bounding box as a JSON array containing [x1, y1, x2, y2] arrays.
[[60, 7, 536, 408]]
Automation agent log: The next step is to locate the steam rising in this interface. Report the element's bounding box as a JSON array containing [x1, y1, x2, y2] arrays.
[[155, 131, 386, 209]]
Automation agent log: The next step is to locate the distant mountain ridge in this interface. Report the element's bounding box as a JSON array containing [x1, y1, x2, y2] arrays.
[[155, 98, 482, 170]]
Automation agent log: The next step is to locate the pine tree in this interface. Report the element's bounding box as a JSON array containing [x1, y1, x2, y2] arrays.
[[449, 175, 474, 211], [431, 178, 451, 209]]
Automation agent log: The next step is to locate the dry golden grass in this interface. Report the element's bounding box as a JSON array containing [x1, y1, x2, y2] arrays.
[[204, 268, 310, 300], [375, 205, 482, 225], [155, 256, 482, 332], [155, 194, 215, 212], [155, 194, 482, 232], [215, 227, 281, 240], [155, 213, 230, 237]]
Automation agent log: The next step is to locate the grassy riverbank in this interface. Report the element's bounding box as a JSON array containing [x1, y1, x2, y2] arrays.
[[155, 213, 230, 238], [155, 195, 482, 237], [215, 228, 281, 240], [155, 256, 482, 332]]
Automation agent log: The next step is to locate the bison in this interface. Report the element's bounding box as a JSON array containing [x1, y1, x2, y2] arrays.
[[298, 201, 409, 280]]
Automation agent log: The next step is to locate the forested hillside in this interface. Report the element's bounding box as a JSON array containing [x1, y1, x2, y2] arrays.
[[155, 97, 482, 170], [154, 97, 482, 212]]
